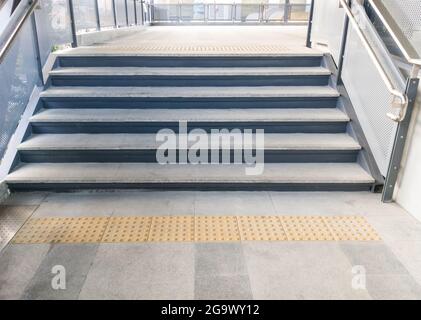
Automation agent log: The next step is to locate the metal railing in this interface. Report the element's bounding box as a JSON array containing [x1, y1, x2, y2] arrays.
[[0, 0, 38, 62], [0, 0, 149, 168], [148, 3, 310, 25], [308, 0, 420, 123], [307, 0, 420, 202]]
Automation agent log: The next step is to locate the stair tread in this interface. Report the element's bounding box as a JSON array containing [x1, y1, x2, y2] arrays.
[[18, 133, 361, 151], [50, 67, 332, 76], [57, 52, 324, 57], [40, 86, 340, 98], [31, 108, 349, 122], [6, 163, 374, 184]]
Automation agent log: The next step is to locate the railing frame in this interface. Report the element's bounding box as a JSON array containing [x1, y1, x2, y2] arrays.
[[306, 0, 421, 202], [149, 3, 310, 25]]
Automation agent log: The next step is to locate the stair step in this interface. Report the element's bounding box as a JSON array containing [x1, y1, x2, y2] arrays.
[[6, 163, 375, 191], [49, 67, 331, 86], [50, 67, 332, 77], [40, 86, 340, 108], [30, 108, 350, 134], [57, 54, 324, 68], [18, 133, 360, 163]]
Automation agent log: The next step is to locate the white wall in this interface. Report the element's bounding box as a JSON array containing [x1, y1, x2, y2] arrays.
[[396, 83, 421, 220]]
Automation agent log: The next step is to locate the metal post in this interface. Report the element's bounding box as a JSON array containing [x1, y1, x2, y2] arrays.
[[68, 0, 78, 47], [140, 0, 144, 25], [337, 0, 351, 84], [382, 70, 420, 202], [133, 0, 138, 25], [204, 3, 207, 23], [112, 0, 117, 27], [232, 4, 235, 23], [94, 0, 101, 30], [306, 0, 315, 47], [30, 13, 44, 86], [284, 0, 290, 25], [125, 0, 129, 26]]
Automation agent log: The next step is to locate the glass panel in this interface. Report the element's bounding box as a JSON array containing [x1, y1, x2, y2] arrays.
[[98, 0, 115, 28], [136, 0, 143, 25], [34, 0, 72, 66], [0, 20, 39, 162], [115, 0, 127, 26], [181, 4, 204, 22], [234, 4, 260, 22], [152, 5, 178, 23], [208, 4, 232, 21], [289, 4, 310, 22], [127, 0, 136, 25], [263, 4, 285, 22], [73, 0, 97, 32]]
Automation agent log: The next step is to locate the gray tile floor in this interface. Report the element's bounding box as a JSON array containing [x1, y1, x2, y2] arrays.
[[1, 191, 421, 300]]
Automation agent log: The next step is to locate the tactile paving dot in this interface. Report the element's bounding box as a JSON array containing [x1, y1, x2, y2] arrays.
[[280, 216, 336, 241], [237, 216, 287, 241], [11, 215, 381, 244], [102, 216, 152, 243], [12, 217, 109, 244], [96, 44, 291, 54], [322, 216, 381, 241], [195, 216, 240, 242], [148, 216, 194, 242]]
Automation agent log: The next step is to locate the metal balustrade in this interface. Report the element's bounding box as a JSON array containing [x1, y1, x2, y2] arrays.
[[148, 3, 310, 25], [307, 0, 421, 202]]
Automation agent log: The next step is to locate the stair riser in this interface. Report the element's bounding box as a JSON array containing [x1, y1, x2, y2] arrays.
[[30, 122, 348, 134], [57, 56, 323, 68], [18, 150, 358, 163], [7, 182, 373, 192], [50, 75, 330, 87], [40, 97, 338, 109]]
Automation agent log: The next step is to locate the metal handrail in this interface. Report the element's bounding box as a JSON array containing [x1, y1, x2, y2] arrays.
[[338, 0, 419, 122], [0, 0, 38, 63], [367, 0, 421, 66]]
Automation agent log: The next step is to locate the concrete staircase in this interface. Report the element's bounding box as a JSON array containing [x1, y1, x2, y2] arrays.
[[5, 54, 376, 191]]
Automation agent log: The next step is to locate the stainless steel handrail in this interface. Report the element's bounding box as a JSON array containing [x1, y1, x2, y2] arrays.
[[0, 0, 38, 63], [368, 0, 421, 66], [338, 0, 419, 122]]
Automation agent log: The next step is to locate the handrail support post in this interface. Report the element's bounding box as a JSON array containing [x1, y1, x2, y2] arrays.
[[68, 0, 78, 47], [30, 12, 44, 86], [382, 75, 420, 202], [125, 0, 129, 26], [94, 0, 101, 31], [306, 0, 315, 47], [337, 0, 351, 85]]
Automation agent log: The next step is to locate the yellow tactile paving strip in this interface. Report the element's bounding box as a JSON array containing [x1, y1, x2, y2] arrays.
[[90, 45, 293, 55], [12, 216, 381, 244]]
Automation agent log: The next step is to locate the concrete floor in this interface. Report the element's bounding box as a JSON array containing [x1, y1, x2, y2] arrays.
[[69, 25, 316, 55], [1, 191, 421, 300]]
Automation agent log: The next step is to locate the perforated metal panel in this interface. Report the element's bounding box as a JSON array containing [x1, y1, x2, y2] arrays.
[[34, 0, 73, 66], [73, 0, 98, 31], [0, 206, 36, 251], [311, 0, 346, 63], [382, 0, 421, 56], [0, 20, 39, 164], [98, 0, 116, 28], [342, 25, 398, 175]]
